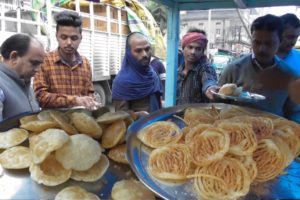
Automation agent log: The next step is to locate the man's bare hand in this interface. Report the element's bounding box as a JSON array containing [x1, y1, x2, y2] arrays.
[[75, 96, 101, 110], [205, 85, 220, 100], [135, 111, 149, 118]]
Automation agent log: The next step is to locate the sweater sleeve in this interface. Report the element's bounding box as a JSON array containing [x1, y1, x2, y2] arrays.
[[0, 88, 5, 121], [201, 63, 218, 93]]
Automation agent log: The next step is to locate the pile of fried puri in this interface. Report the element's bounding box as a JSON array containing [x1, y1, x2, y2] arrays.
[[0, 108, 155, 200], [137, 105, 300, 200]]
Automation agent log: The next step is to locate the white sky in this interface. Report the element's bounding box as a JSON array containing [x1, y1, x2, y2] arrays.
[[263, 6, 300, 17]]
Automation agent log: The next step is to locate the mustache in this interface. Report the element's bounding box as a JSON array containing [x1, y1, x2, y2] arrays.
[[141, 56, 150, 61]]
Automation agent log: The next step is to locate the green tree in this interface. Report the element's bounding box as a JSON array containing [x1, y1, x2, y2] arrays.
[[144, 1, 167, 35]]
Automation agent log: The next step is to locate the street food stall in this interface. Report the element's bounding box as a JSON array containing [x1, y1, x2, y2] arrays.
[[1, 0, 300, 199], [1, 103, 300, 199]]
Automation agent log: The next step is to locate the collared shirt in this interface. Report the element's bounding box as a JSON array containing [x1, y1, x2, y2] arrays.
[[33, 49, 94, 109], [176, 59, 217, 105], [251, 53, 277, 71]]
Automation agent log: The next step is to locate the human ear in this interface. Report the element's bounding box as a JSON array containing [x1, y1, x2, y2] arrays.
[[9, 51, 18, 65]]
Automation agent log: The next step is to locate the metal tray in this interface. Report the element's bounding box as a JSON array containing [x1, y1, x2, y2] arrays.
[[211, 90, 266, 102], [126, 103, 300, 200], [0, 112, 135, 199]]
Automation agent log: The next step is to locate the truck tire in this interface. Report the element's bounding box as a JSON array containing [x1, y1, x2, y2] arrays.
[[94, 84, 106, 106]]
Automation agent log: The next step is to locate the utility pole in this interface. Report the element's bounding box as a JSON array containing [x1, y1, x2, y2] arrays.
[[207, 9, 212, 52], [236, 8, 251, 39], [16, 0, 22, 8], [222, 18, 225, 48]]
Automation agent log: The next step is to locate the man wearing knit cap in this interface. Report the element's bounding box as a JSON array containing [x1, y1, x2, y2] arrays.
[[176, 31, 218, 105]]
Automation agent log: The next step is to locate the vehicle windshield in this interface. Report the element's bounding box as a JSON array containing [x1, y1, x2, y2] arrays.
[[212, 53, 234, 76]]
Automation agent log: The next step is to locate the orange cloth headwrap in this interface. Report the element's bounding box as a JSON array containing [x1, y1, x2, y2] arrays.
[[182, 32, 208, 49]]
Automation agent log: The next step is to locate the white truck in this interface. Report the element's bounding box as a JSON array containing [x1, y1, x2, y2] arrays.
[[0, 0, 129, 105]]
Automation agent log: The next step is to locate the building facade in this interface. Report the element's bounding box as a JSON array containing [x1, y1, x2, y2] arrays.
[[180, 9, 260, 54]]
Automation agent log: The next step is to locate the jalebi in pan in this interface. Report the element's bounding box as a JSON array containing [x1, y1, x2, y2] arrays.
[[187, 127, 230, 166], [252, 137, 290, 182], [217, 122, 257, 156], [226, 154, 257, 182], [192, 157, 250, 200], [219, 106, 253, 119], [148, 144, 191, 180], [273, 125, 300, 158], [274, 118, 300, 141], [184, 107, 218, 127], [227, 116, 273, 140], [137, 121, 182, 148]]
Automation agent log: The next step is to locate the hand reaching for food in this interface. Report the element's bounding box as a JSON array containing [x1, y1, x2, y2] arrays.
[[75, 96, 102, 110], [205, 85, 220, 100]]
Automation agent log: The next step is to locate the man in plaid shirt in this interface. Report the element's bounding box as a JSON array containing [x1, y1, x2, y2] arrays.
[[34, 11, 98, 110]]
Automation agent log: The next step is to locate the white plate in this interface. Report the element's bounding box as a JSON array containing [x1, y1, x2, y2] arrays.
[[212, 90, 266, 102]]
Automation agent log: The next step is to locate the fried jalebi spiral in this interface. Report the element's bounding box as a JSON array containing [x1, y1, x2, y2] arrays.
[[178, 127, 191, 144], [137, 121, 182, 148], [253, 137, 289, 182], [148, 144, 191, 180], [187, 127, 230, 166], [226, 154, 257, 182], [217, 122, 257, 156], [192, 157, 250, 200], [271, 136, 294, 166], [185, 124, 212, 144], [207, 105, 220, 118], [252, 112, 280, 120], [184, 107, 218, 127], [273, 118, 300, 141], [273, 125, 300, 158], [219, 107, 252, 119], [227, 116, 273, 140]]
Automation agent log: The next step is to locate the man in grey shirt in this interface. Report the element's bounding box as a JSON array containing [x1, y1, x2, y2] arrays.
[[0, 34, 45, 121]]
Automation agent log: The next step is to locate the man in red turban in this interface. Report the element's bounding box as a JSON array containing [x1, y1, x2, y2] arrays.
[[177, 30, 218, 105], [181, 32, 208, 50]]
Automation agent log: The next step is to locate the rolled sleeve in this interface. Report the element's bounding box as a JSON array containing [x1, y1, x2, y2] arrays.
[[203, 79, 218, 93], [159, 73, 166, 80]]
